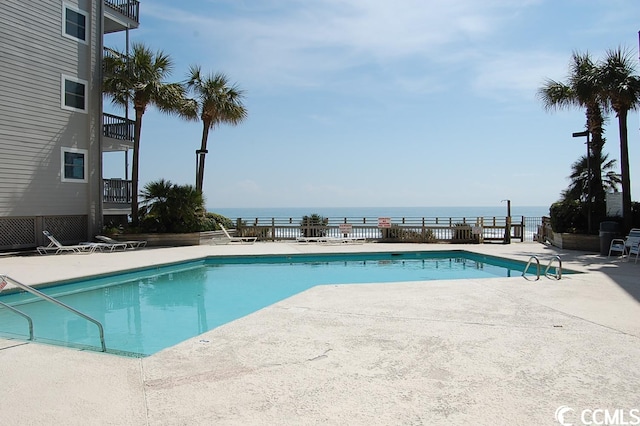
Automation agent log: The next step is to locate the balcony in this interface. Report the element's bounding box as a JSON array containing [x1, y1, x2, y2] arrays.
[[102, 114, 133, 215], [103, 113, 134, 152], [104, 0, 140, 33], [103, 178, 132, 218], [104, 178, 132, 204]]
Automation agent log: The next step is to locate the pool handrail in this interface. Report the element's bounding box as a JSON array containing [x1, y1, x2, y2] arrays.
[[522, 255, 562, 281], [0, 299, 34, 341], [544, 256, 562, 280], [0, 274, 106, 352], [523, 256, 541, 281]]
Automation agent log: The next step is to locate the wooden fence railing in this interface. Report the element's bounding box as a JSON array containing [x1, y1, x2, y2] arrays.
[[230, 216, 540, 243]]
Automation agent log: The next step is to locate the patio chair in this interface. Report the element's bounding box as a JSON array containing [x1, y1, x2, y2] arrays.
[[212, 224, 257, 244], [609, 228, 640, 258], [38, 230, 97, 255], [608, 238, 627, 257], [95, 235, 147, 249]]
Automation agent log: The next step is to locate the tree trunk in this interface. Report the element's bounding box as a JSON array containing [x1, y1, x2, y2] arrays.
[[617, 110, 632, 232], [131, 107, 144, 225], [196, 121, 211, 193]]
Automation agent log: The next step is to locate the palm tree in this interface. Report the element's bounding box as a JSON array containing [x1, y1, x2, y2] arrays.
[[182, 65, 247, 192], [103, 43, 186, 224], [597, 47, 640, 231], [538, 52, 607, 216], [562, 153, 621, 202]]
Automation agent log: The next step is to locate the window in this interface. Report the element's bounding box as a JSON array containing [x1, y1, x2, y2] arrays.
[[61, 75, 87, 113], [62, 3, 88, 43], [61, 148, 88, 183]]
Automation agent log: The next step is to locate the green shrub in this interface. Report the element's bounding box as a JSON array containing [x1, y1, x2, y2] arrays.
[[205, 212, 233, 231], [138, 179, 207, 233], [549, 199, 587, 234], [381, 225, 436, 242]]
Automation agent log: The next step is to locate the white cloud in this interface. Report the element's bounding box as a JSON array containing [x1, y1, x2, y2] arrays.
[[470, 50, 575, 101], [143, 0, 542, 93]]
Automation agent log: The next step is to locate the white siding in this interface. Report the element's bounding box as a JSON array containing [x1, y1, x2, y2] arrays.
[[0, 0, 100, 218]]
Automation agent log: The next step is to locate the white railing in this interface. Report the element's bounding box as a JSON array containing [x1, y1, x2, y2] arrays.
[[230, 216, 541, 243]]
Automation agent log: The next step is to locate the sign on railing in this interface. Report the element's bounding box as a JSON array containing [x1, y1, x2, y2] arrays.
[[339, 223, 353, 234], [378, 217, 391, 228]]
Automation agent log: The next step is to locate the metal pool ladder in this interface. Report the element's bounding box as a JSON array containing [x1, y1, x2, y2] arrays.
[[522, 255, 563, 281], [0, 274, 106, 352]]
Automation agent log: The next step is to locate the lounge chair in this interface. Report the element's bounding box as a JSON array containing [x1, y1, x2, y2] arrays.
[[296, 235, 365, 244], [624, 229, 640, 252], [82, 241, 128, 252], [338, 236, 366, 244], [324, 236, 366, 244], [37, 230, 97, 255], [296, 235, 331, 243], [211, 224, 257, 244], [95, 235, 147, 249]]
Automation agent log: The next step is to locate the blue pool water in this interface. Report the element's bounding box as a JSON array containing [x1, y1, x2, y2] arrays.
[[0, 251, 565, 357]]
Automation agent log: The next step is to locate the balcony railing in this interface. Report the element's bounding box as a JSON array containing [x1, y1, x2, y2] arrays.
[[103, 178, 132, 204], [103, 113, 134, 141], [104, 0, 140, 24]]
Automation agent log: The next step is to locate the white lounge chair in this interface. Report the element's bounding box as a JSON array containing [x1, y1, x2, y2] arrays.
[[338, 236, 366, 244], [624, 228, 640, 252], [38, 230, 97, 255], [296, 235, 331, 243], [95, 235, 147, 249], [81, 241, 128, 252], [296, 235, 365, 244], [212, 224, 257, 244]]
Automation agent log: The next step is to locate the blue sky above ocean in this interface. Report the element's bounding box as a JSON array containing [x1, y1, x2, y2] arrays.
[[103, 1, 640, 208], [212, 206, 550, 220]]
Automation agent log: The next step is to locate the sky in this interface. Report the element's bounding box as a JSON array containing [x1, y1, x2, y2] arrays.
[[102, 0, 640, 210]]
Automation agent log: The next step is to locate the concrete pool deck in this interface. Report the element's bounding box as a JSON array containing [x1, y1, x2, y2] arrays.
[[0, 242, 639, 425]]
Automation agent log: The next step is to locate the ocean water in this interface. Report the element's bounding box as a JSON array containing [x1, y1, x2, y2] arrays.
[[210, 206, 549, 220]]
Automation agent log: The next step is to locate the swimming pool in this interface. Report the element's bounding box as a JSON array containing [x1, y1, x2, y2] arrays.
[[0, 251, 567, 356]]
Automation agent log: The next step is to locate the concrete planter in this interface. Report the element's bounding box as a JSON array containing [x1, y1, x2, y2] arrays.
[[111, 231, 217, 247], [551, 232, 599, 252]]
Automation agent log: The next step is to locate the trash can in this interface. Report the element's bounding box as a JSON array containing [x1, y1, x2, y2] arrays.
[[599, 221, 620, 256]]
